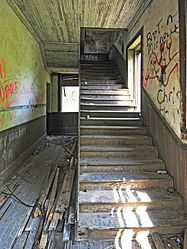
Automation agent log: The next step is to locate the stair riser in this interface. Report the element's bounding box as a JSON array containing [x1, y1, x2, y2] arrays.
[[81, 65, 119, 72], [81, 80, 123, 84], [80, 120, 143, 126], [80, 112, 141, 118], [80, 129, 147, 136], [80, 164, 165, 173], [80, 100, 135, 105], [81, 76, 122, 80], [80, 91, 129, 98], [78, 226, 186, 241], [81, 85, 124, 89], [81, 65, 117, 69], [80, 150, 158, 158], [81, 72, 121, 76], [79, 199, 183, 213], [81, 92, 130, 97], [80, 137, 151, 146], [81, 95, 131, 100], [80, 105, 136, 111], [80, 180, 173, 191]]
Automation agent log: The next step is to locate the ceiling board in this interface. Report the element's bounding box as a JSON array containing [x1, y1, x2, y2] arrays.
[[7, 0, 148, 43]]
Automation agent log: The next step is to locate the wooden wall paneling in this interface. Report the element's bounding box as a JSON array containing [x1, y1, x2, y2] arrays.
[[142, 89, 187, 208]]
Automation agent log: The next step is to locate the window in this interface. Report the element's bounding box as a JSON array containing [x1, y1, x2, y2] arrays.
[[61, 86, 79, 112]]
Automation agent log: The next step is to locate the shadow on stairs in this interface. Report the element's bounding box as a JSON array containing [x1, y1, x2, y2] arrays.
[[77, 60, 187, 248]]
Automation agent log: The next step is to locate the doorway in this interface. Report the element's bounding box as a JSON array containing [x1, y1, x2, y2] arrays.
[[127, 34, 142, 112]]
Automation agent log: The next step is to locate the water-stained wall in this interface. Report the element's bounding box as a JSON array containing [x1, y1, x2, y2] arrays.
[[0, 0, 50, 181], [0, 0, 50, 132], [128, 0, 181, 137]]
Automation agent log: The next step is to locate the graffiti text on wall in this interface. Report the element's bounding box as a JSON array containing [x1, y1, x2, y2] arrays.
[[146, 14, 179, 55], [0, 58, 37, 108], [142, 12, 181, 121]]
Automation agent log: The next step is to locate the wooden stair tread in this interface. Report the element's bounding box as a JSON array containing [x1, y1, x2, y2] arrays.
[[81, 92, 130, 96], [80, 103, 136, 106], [79, 172, 172, 182], [78, 209, 187, 229], [80, 157, 164, 165], [80, 135, 149, 139], [80, 125, 145, 129], [80, 117, 141, 121], [80, 110, 140, 114], [80, 145, 156, 151], [79, 188, 182, 204]]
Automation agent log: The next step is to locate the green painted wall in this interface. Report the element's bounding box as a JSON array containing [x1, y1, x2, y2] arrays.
[[0, 0, 50, 132]]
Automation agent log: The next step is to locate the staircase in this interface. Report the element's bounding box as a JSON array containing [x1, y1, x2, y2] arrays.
[[78, 61, 186, 245]]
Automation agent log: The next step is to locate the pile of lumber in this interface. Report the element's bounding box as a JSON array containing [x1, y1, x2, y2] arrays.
[[36, 138, 77, 249], [0, 136, 77, 249], [38, 157, 76, 249]]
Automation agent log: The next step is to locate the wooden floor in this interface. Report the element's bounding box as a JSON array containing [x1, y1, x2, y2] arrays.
[[0, 136, 77, 249], [0, 136, 185, 249]]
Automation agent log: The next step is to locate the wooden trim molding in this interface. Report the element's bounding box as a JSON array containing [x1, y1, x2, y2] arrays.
[[178, 0, 187, 138]]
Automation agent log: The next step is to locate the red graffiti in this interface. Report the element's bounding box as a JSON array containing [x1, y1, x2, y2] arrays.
[[0, 58, 6, 79], [143, 37, 179, 88], [4, 97, 19, 108], [0, 119, 3, 128], [0, 81, 20, 107]]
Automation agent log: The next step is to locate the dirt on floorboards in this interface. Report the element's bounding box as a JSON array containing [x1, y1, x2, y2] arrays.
[[0, 136, 184, 249]]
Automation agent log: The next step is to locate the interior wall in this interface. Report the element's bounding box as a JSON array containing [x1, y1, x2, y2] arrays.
[[126, 0, 187, 204], [0, 0, 50, 180], [0, 0, 50, 132], [127, 0, 181, 138], [142, 90, 187, 208]]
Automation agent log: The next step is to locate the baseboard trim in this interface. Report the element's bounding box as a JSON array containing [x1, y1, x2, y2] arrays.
[[0, 133, 46, 186]]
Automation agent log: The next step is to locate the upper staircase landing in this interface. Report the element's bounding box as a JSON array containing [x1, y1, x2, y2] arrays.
[[78, 61, 187, 247]]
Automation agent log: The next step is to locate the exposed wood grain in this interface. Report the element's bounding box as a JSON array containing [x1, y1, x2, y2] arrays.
[[8, 0, 146, 43], [49, 164, 75, 230], [46, 168, 60, 218], [12, 232, 28, 249], [152, 233, 165, 249], [17, 208, 33, 237], [184, 229, 187, 249], [38, 166, 57, 210], [24, 217, 40, 249], [142, 90, 187, 208]]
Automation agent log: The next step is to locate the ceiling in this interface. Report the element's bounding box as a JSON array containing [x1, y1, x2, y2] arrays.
[[6, 0, 150, 72]]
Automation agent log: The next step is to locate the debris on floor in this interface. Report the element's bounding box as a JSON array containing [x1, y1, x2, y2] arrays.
[[0, 135, 185, 249], [0, 136, 77, 249]]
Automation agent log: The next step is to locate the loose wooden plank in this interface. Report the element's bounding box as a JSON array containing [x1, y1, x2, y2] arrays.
[[24, 216, 41, 249], [39, 167, 61, 248], [184, 229, 187, 249], [46, 168, 60, 218], [12, 232, 28, 249], [152, 233, 165, 249], [37, 166, 57, 209], [49, 166, 75, 230], [39, 232, 49, 249]]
